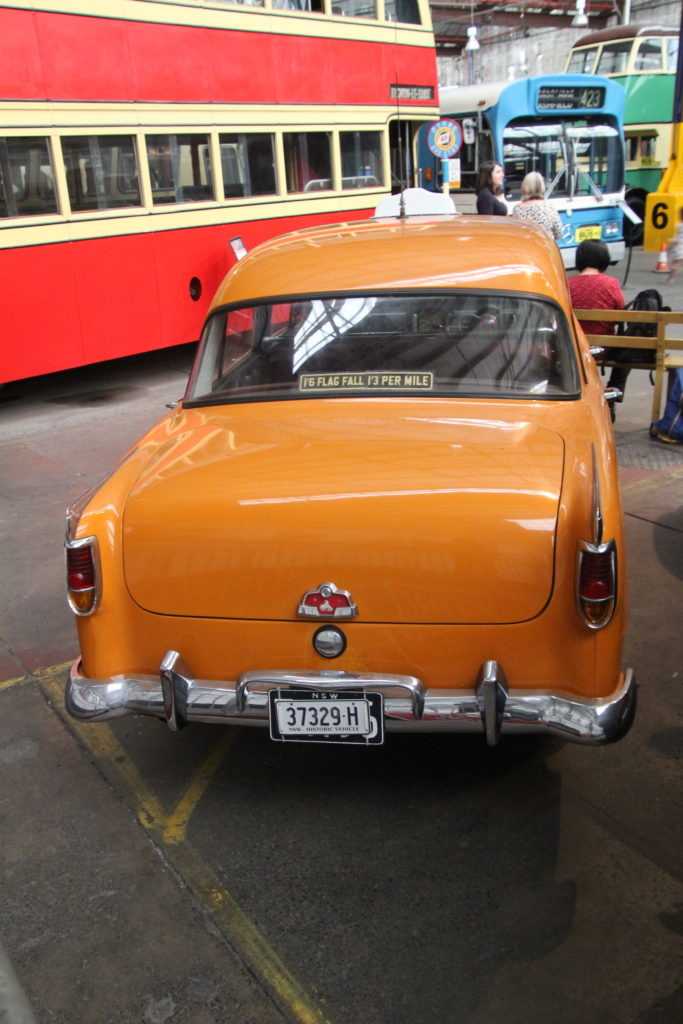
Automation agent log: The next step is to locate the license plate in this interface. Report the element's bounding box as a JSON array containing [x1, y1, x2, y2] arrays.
[[576, 225, 601, 242], [268, 689, 384, 745]]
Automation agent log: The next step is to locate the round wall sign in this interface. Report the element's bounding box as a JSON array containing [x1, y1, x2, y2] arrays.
[[427, 119, 463, 158]]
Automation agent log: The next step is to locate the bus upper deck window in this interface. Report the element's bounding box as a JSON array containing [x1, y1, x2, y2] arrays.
[[634, 39, 664, 72], [666, 38, 679, 70], [272, 0, 324, 9], [597, 42, 631, 75], [566, 47, 598, 74], [331, 0, 376, 18], [384, 0, 420, 24]]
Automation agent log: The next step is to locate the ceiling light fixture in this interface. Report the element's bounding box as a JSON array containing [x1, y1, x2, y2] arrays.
[[571, 0, 589, 27], [466, 0, 479, 53], [466, 26, 480, 51]]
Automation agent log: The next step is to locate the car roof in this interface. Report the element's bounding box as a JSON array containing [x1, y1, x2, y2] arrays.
[[210, 215, 571, 311]]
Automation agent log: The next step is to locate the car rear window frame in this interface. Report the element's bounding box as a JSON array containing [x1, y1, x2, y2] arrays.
[[184, 288, 582, 408]]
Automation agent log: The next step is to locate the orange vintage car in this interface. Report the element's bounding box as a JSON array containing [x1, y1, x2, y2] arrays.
[[65, 211, 636, 746]]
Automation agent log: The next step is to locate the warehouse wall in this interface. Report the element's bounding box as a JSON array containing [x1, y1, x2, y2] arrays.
[[437, 0, 682, 87]]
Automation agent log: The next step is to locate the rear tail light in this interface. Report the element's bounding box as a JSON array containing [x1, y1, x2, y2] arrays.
[[65, 537, 101, 616], [577, 540, 617, 629]]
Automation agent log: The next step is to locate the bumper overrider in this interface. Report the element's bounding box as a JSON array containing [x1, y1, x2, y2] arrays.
[[66, 651, 637, 746]]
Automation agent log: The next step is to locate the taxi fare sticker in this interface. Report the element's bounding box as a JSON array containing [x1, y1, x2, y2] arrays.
[[299, 371, 433, 392]]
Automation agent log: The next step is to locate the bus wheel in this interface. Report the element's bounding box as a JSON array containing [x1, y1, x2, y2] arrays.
[[624, 192, 645, 247]]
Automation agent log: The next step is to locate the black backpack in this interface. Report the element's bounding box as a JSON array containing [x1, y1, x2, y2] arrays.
[[618, 288, 666, 341], [610, 289, 669, 375], [604, 289, 669, 397]]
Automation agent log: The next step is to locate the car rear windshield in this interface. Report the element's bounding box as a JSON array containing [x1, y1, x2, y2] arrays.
[[186, 292, 580, 404]]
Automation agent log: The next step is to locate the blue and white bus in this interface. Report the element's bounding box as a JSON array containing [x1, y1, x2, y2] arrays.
[[417, 75, 627, 268]]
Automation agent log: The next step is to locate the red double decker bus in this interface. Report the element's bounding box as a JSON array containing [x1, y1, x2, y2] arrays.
[[0, 0, 438, 382]]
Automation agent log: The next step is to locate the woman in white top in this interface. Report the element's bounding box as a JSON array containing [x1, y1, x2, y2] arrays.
[[511, 172, 562, 240]]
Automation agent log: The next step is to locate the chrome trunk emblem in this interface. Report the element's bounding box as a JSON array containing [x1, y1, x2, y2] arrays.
[[297, 582, 358, 619]]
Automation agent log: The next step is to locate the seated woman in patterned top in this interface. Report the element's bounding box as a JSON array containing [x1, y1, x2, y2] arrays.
[[511, 172, 562, 240]]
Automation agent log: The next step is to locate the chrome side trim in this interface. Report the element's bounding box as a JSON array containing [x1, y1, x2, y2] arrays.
[[65, 655, 637, 746], [64, 448, 138, 542], [591, 441, 603, 547]]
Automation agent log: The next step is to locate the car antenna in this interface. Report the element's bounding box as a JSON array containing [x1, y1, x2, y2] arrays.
[[395, 75, 406, 219]]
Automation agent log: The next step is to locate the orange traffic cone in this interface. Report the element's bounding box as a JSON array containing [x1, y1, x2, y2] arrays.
[[655, 244, 669, 272]]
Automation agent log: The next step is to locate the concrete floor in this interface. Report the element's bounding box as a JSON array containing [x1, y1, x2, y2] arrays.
[[0, 246, 682, 1024]]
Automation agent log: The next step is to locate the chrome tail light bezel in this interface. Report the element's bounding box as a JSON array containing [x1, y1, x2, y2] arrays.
[[576, 538, 617, 630], [576, 441, 618, 630], [65, 535, 102, 617]]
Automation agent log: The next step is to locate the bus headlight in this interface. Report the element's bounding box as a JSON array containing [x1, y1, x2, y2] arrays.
[[603, 220, 620, 238], [561, 223, 574, 243]]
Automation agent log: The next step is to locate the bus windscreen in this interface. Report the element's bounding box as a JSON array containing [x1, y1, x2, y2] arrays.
[[502, 121, 623, 200]]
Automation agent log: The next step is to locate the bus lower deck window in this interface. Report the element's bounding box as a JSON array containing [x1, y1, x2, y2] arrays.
[[0, 137, 58, 218]]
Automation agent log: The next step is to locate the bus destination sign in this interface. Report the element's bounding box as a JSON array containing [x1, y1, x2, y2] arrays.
[[390, 84, 435, 101], [537, 85, 605, 111]]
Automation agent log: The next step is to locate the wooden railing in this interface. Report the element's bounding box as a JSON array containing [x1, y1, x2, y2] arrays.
[[574, 309, 683, 423]]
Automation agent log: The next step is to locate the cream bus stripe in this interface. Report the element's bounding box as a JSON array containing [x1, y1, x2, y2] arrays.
[[0, 102, 437, 131], [0, 194, 383, 249], [2, 0, 434, 45]]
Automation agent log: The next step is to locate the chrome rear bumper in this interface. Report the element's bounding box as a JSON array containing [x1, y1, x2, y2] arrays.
[[65, 652, 637, 746]]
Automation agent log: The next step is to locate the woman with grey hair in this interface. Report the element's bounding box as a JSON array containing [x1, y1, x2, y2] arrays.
[[511, 172, 562, 240]]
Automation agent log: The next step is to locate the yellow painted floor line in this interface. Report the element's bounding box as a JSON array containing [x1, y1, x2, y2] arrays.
[[169, 842, 332, 1024], [38, 669, 333, 1024], [0, 675, 30, 692], [0, 662, 73, 693], [162, 730, 237, 844], [35, 660, 74, 678], [40, 673, 167, 830]]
